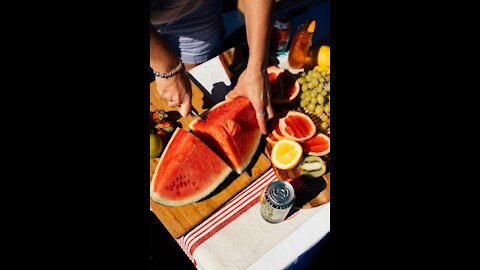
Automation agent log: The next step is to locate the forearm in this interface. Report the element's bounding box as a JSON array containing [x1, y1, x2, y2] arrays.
[[150, 24, 180, 73], [242, 0, 274, 70]]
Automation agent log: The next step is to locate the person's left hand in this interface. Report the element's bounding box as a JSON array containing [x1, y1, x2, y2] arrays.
[[226, 66, 274, 134]]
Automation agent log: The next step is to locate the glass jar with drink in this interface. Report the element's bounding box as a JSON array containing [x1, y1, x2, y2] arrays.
[[288, 19, 316, 69]]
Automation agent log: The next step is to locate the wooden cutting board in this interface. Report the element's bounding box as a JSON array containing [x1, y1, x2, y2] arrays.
[[149, 80, 271, 239]]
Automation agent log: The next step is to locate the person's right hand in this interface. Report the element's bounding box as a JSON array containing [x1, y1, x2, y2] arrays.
[[155, 69, 192, 118]]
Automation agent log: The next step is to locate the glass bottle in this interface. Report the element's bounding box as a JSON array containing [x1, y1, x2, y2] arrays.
[[288, 19, 315, 69], [270, 12, 292, 54]]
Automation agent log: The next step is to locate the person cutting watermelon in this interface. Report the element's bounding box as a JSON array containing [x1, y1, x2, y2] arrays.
[[150, 0, 275, 134]]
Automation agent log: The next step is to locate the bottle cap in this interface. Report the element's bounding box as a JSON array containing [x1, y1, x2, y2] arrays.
[[273, 12, 292, 30]]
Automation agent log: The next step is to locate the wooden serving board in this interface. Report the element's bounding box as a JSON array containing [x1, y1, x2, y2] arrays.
[[149, 80, 271, 239]]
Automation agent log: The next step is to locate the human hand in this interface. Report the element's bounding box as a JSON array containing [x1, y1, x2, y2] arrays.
[[226, 66, 274, 134], [155, 70, 192, 117]]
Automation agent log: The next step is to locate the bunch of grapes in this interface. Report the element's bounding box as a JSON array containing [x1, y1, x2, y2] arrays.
[[297, 68, 330, 131]]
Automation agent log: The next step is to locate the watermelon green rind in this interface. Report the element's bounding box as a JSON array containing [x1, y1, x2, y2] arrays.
[[150, 128, 232, 207]]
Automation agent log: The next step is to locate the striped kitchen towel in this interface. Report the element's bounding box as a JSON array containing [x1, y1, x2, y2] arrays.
[[175, 167, 331, 270]]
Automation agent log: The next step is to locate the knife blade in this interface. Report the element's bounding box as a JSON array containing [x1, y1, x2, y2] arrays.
[[189, 107, 204, 122]]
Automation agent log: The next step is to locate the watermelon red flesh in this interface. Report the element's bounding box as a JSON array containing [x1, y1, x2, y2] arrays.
[[190, 97, 261, 174], [150, 128, 232, 207], [222, 99, 261, 173], [187, 120, 243, 172]]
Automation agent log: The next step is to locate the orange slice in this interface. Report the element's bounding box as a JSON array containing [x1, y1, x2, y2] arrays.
[[271, 139, 303, 170]]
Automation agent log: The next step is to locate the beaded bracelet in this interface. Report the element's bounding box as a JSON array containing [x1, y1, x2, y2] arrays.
[[153, 58, 184, 79]]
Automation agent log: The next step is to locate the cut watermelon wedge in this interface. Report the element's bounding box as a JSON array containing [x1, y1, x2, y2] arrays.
[[150, 128, 232, 207], [189, 97, 261, 174]]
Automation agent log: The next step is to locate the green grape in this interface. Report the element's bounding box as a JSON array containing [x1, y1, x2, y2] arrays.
[[319, 77, 325, 83], [300, 100, 308, 108], [297, 77, 307, 85], [308, 81, 316, 89], [310, 98, 317, 105], [324, 84, 330, 92], [321, 70, 327, 77], [320, 114, 329, 122], [303, 96, 311, 103], [317, 84, 324, 91], [321, 90, 328, 96], [314, 104, 323, 115], [300, 92, 307, 99], [307, 103, 316, 112], [317, 94, 325, 104], [310, 79, 319, 87], [310, 90, 318, 98], [305, 75, 312, 82], [320, 122, 329, 130], [308, 70, 314, 76], [301, 72, 306, 77], [301, 84, 309, 92], [326, 75, 330, 82], [324, 103, 330, 114], [312, 70, 322, 79]]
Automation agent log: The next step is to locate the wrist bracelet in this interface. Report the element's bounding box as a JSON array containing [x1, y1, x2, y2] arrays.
[[153, 58, 184, 79]]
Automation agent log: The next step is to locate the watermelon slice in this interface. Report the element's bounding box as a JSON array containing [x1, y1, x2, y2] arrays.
[[189, 97, 261, 174], [150, 128, 232, 207]]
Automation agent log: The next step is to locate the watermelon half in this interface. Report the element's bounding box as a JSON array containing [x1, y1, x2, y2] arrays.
[[150, 128, 233, 207], [189, 97, 261, 174]]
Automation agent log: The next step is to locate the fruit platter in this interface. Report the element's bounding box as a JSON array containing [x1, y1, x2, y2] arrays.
[[264, 45, 331, 209], [149, 45, 330, 237]]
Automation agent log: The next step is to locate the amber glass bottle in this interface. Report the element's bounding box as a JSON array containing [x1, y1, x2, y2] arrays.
[[288, 19, 316, 69]]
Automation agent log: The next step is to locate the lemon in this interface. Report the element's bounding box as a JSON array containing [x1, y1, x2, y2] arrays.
[[314, 65, 330, 75], [317, 45, 330, 67], [150, 133, 164, 158], [271, 139, 303, 170]]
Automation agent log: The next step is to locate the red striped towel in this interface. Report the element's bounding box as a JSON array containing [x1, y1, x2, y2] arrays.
[[174, 167, 331, 269]]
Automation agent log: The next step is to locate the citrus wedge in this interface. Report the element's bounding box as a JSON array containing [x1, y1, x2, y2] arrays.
[[271, 139, 303, 170], [307, 20, 316, 33], [278, 111, 316, 142], [266, 132, 279, 145], [268, 65, 300, 105], [301, 133, 330, 156]]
